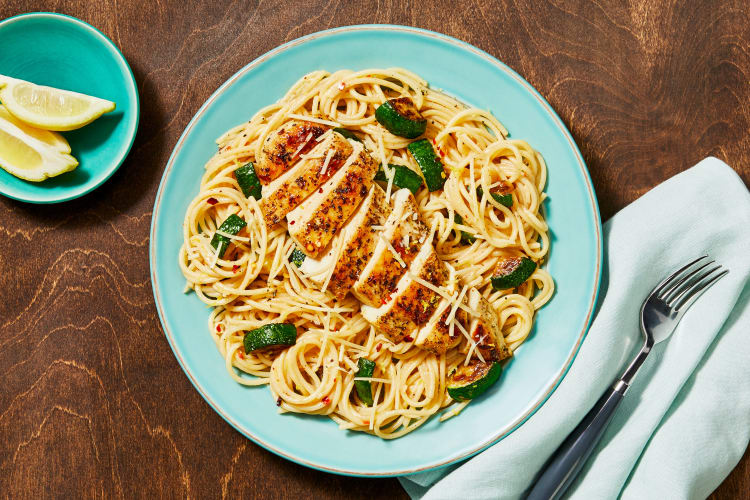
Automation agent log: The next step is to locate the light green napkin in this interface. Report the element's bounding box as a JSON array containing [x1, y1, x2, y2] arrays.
[[400, 157, 750, 499]]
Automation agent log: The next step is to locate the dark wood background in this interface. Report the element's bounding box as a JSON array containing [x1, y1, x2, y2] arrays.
[[1, 1, 748, 498]]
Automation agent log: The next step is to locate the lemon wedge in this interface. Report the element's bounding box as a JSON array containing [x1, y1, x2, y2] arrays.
[[0, 75, 115, 131], [0, 107, 78, 182], [0, 104, 70, 153]]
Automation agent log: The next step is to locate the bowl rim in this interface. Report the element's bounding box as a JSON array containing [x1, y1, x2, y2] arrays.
[[149, 23, 603, 477], [0, 11, 140, 204]]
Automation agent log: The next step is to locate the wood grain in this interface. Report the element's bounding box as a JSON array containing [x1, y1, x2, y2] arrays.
[[1, 1, 748, 498]]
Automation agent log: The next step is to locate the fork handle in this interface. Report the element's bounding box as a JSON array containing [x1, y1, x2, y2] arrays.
[[525, 381, 627, 500]]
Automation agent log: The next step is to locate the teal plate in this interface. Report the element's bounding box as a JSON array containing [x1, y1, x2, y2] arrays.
[[0, 12, 139, 203], [150, 25, 602, 476]]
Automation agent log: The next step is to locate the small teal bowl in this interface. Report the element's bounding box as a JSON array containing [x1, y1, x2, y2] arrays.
[[0, 12, 139, 203]]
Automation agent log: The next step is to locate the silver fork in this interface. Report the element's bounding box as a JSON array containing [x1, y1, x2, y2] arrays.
[[526, 255, 728, 500]]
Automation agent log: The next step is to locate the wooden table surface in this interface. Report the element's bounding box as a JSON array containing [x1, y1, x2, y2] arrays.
[[1, 1, 748, 498]]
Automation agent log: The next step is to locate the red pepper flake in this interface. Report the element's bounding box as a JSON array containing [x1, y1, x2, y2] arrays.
[[216, 324, 222, 334], [363, 420, 370, 425], [376, 343, 382, 352], [322, 396, 331, 405], [431, 138, 436, 145], [232, 264, 240, 273], [290, 220, 295, 225], [238, 351, 245, 359], [337, 81, 346, 90], [403, 336, 414, 342], [318, 188, 324, 193], [207, 197, 218, 205], [276, 397, 282, 407], [439, 150, 446, 157]]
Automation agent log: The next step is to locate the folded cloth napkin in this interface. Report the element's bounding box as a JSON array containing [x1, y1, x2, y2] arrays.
[[400, 157, 750, 499]]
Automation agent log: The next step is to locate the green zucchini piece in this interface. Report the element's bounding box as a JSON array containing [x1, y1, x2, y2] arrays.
[[243, 323, 297, 352], [288, 248, 306, 267], [210, 214, 247, 258], [375, 98, 426, 138], [374, 163, 424, 195], [408, 139, 446, 191], [234, 162, 262, 200], [454, 213, 476, 245], [354, 358, 376, 406], [491, 257, 537, 290], [447, 361, 502, 401], [333, 128, 362, 142], [477, 187, 513, 208]]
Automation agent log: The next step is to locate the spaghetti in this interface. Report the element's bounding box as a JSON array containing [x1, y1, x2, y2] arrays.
[[179, 68, 553, 438]]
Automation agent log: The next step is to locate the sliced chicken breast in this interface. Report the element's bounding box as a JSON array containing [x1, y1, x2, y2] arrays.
[[286, 142, 378, 258], [260, 133, 353, 227], [467, 288, 512, 361], [351, 188, 428, 307], [327, 184, 391, 299], [298, 243, 337, 283], [414, 296, 465, 354], [298, 183, 390, 290], [255, 120, 328, 184], [360, 241, 447, 343]]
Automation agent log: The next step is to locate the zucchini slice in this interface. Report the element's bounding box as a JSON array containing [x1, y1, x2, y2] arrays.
[[407, 139, 446, 191], [491, 256, 537, 290], [375, 98, 426, 138], [355, 358, 376, 406], [374, 163, 424, 195], [453, 213, 476, 245], [243, 323, 297, 352], [333, 128, 363, 142], [210, 214, 247, 258], [477, 186, 513, 208], [447, 361, 502, 401], [288, 248, 306, 267], [234, 162, 262, 200]]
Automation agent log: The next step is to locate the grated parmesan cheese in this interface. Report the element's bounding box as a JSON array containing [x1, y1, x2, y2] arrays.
[[209, 240, 222, 268], [380, 234, 406, 268], [319, 148, 336, 176], [445, 284, 470, 326], [353, 377, 392, 384], [286, 113, 341, 127], [215, 230, 250, 242], [455, 319, 486, 364], [408, 272, 480, 318], [291, 132, 314, 159]]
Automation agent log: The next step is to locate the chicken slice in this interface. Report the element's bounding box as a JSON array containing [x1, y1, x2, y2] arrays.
[[360, 241, 447, 343], [259, 132, 353, 227], [327, 184, 390, 298], [351, 188, 428, 307], [414, 296, 466, 355], [467, 288, 512, 361], [286, 142, 378, 258], [298, 184, 390, 291], [255, 120, 328, 184]]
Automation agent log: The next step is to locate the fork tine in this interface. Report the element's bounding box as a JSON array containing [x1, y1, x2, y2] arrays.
[[661, 260, 714, 301], [666, 265, 721, 306], [673, 268, 728, 311], [652, 255, 708, 298]]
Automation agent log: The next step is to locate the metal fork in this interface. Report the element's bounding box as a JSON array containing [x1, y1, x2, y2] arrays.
[[526, 255, 728, 500]]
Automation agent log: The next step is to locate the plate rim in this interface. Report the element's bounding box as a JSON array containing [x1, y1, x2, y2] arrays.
[[149, 24, 603, 477], [0, 11, 140, 204]]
